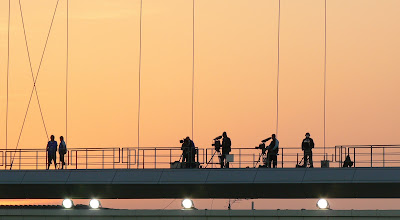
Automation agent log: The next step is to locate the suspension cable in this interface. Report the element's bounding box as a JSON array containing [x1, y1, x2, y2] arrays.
[[17, 0, 56, 141], [137, 0, 143, 168], [192, 0, 195, 140], [276, 0, 281, 136], [66, 0, 69, 143], [11, 0, 60, 169], [323, 0, 327, 159], [6, 0, 11, 153]]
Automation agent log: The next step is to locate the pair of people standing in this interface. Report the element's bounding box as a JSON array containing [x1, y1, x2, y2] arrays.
[[46, 135, 67, 170]]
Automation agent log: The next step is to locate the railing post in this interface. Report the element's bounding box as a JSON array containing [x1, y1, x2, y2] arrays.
[[353, 148, 356, 167], [340, 146, 343, 166], [239, 149, 241, 168], [383, 147, 385, 167], [370, 145, 373, 167], [86, 149, 88, 169], [128, 149, 130, 169], [297, 153, 299, 165], [76, 151, 78, 170], [154, 148, 157, 169], [170, 149, 172, 165], [102, 150, 104, 169], [113, 148, 115, 169], [142, 150, 145, 169], [19, 150, 21, 170], [281, 148, 284, 168], [36, 151, 38, 170], [206, 149, 208, 167]]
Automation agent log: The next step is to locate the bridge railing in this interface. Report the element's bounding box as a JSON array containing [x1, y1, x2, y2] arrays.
[[2, 145, 400, 170], [335, 145, 400, 168], [1, 148, 122, 170], [122, 147, 205, 169]]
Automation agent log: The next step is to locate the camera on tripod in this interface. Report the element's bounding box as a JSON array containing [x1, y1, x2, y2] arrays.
[[255, 138, 271, 155], [212, 136, 222, 152]]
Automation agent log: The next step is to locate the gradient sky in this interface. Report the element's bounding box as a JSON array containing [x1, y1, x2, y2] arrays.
[[0, 0, 400, 209]]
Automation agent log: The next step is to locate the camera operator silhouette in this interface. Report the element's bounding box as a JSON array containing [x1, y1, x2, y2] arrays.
[[265, 134, 279, 168], [219, 132, 231, 168], [181, 136, 196, 168]]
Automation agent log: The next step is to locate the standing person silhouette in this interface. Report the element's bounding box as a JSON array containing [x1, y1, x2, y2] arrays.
[[301, 132, 314, 168], [59, 136, 67, 169], [266, 134, 279, 168], [46, 135, 58, 170], [181, 137, 195, 168], [220, 132, 231, 168]]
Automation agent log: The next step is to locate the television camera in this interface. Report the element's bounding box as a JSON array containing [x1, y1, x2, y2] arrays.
[[212, 136, 222, 152], [255, 137, 271, 154], [254, 137, 272, 168]]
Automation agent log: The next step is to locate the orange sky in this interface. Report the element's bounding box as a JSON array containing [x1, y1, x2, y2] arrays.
[[1, 0, 400, 151], [0, 0, 400, 209]]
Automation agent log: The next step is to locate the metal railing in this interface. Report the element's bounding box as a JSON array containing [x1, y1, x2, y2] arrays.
[[2, 148, 122, 170], [335, 145, 400, 167], [2, 145, 400, 170]]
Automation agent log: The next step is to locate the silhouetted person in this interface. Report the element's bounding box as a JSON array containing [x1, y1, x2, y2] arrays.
[[266, 134, 279, 168], [59, 136, 67, 169], [343, 155, 354, 167], [219, 132, 231, 168], [181, 137, 195, 168], [46, 135, 57, 170], [301, 132, 314, 168]]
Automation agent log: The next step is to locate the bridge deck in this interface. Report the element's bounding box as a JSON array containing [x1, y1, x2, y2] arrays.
[[1, 167, 400, 199]]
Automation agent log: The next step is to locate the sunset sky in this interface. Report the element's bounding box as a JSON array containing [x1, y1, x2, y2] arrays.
[[0, 0, 400, 210]]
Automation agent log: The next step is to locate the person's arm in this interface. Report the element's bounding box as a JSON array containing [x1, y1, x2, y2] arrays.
[[311, 139, 315, 148], [272, 140, 279, 150]]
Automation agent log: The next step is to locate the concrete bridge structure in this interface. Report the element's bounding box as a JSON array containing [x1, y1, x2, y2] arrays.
[[1, 167, 400, 199]]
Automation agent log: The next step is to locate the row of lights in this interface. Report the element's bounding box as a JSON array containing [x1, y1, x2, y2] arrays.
[[183, 199, 330, 210], [62, 199, 101, 209], [63, 198, 328, 210]]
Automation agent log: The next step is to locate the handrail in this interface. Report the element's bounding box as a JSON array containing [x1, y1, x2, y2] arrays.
[[2, 145, 400, 170]]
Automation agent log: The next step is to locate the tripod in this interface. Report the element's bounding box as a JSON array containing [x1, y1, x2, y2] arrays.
[[254, 153, 269, 168], [205, 150, 221, 168]]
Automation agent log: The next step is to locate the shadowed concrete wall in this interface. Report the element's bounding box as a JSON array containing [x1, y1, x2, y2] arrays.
[[2, 168, 400, 199]]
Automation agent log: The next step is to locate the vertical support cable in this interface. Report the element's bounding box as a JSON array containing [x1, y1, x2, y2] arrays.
[[137, 0, 143, 168], [192, 0, 195, 140], [6, 0, 11, 154], [323, 0, 327, 160], [276, 0, 280, 136], [66, 0, 69, 144]]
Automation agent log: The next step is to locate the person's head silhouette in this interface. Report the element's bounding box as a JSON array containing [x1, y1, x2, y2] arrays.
[[50, 135, 55, 141]]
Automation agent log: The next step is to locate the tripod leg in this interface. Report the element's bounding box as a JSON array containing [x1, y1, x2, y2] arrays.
[[205, 151, 217, 168]]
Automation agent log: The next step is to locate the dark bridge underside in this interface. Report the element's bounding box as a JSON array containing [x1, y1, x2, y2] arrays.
[[1, 168, 400, 199]]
